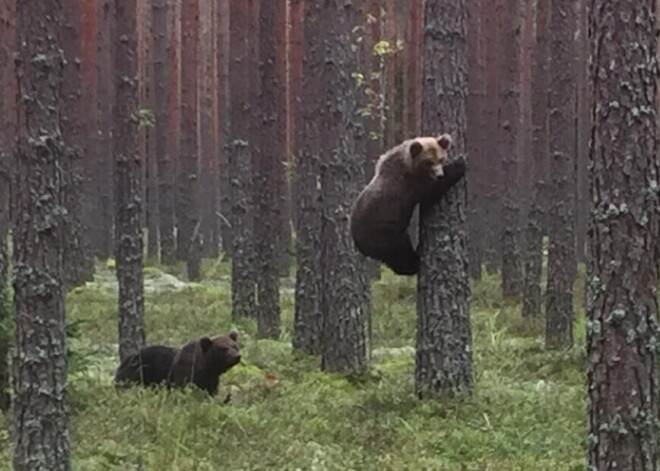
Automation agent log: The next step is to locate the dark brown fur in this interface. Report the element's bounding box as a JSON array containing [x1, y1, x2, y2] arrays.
[[114, 345, 179, 389], [350, 135, 466, 275], [167, 331, 242, 396]]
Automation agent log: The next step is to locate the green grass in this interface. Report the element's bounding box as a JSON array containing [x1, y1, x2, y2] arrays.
[[0, 261, 587, 470]]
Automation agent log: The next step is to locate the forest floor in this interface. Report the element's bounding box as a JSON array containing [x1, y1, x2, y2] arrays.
[[0, 259, 587, 470]]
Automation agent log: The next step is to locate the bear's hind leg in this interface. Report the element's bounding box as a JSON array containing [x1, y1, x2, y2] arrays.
[[381, 235, 419, 276]]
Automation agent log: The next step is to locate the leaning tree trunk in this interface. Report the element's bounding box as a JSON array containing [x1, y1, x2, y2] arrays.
[[415, 0, 473, 399], [587, 1, 660, 468], [114, 0, 146, 363], [318, 0, 368, 374], [13, 0, 71, 468], [545, 0, 576, 349], [292, 0, 324, 354]]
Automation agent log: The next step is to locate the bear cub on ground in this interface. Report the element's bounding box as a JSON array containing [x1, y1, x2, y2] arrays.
[[167, 331, 241, 396], [115, 345, 179, 388], [349, 134, 466, 276]]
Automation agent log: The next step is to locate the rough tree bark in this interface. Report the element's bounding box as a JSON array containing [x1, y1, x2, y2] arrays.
[[95, 0, 115, 260], [61, 0, 95, 289], [153, 0, 175, 265], [319, 0, 368, 374], [114, 0, 146, 362], [216, 0, 232, 256], [586, 1, 660, 468], [293, 0, 324, 354], [522, 0, 550, 318], [178, 0, 201, 280], [498, 0, 523, 300], [228, 0, 258, 319], [254, 0, 285, 339], [415, 0, 473, 399], [545, 0, 576, 348], [0, 0, 15, 413], [12, 0, 71, 467]]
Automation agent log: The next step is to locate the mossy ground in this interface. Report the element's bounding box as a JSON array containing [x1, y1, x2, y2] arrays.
[[0, 260, 587, 470]]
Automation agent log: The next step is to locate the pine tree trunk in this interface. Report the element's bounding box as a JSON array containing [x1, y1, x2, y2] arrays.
[[498, 0, 523, 300], [228, 0, 257, 320], [61, 0, 95, 289], [178, 0, 201, 280], [13, 1, 71, 467], [292, 0, 324, 354], [415, 0, 473, 399], [114, 0, 146, 363], [522, 0, 550, 318], [96, 1, 115, 261], [587, 1, 659, 467], [153, 0, 175, 265], [545, 0, 576, 349], [0, 0, 15, 413], [254, 0, 285, 339], [318, 0, 368, 374]]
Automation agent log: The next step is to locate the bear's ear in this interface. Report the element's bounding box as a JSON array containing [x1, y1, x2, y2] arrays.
[[409, 141, 424, 159], [199, 337, 213, 354], [437, 134, 453, 150], [228, 331, 238, 342]]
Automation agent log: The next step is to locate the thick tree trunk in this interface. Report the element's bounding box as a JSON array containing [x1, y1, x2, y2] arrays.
[[522, 0, 550, 318], [587, 1, 659, 467], [415, 0, 473, 399], [545, 0, 576, 348], [498, 0, 523, 300], [319, 0, 368, 374], [12, 1, 71, 467], [228, 0, 257, 319], [61, 0, 95, 289], [254, 0, 285, 339], [114, 0, 146, 363]]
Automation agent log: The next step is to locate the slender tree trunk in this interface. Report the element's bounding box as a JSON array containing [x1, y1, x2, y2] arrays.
[[114, 0, 146, 362], [216, 0, 232, 256], [498, 0, 523, 300], [178, 0, 201, 281], [292, 0, 324, 355], [466, 0, 483, 281], [200, 0, 219, 259], [545, 0, 576, 349], [153, 0, 175, 264], [254, 0, 285, 339], [0, 0, 16, 413], [574, 0, 589, 264], [319, 0, 368, 374], [96, 0, 115, 260], [587, 1, 659, 467], [229, 0, 257, 319], [61, 0, 95, 289], [522, 0, 550, 318], [13, 0, 71, 467], [415, 0, 473, 399]]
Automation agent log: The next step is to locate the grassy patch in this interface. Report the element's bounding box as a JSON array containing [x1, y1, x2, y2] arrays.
[[0, 262, 587, 470]]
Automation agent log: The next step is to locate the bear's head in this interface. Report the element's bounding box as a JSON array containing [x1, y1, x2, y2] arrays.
[[407, 133, 453, 178], [199, 330, 242, 375]]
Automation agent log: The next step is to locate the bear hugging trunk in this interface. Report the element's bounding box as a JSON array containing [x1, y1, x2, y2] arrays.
[[114, 331, 242, 398], [349, 134, 467, 275]]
